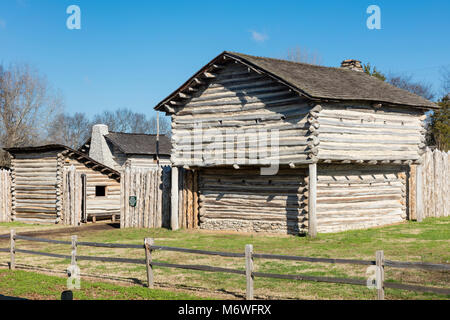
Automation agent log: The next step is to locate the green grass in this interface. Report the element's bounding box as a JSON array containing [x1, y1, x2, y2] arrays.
[[0, 221, 63, 235], [0, 269, 205, 300], [0, 217, 448, 300]]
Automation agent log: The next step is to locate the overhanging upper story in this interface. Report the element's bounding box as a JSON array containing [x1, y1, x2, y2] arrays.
[[154, 51, 438, 167]]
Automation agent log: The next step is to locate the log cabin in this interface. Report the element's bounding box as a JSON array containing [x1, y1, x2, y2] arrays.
[[4, 145, 120, 224], [155, 51, 438, 235], [78, 124, 172, 171]]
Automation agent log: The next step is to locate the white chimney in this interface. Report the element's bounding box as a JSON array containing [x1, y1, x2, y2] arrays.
[[89, 124, 115, 168]]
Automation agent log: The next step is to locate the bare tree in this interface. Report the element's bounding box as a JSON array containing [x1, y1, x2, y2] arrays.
[[92, 108, 171, 135], [387, 73, 435, 101], [441, 66, 450, 96], [47, 112, 91, 149], [285, 46, 322, 65], [0, 63, 63, 165]]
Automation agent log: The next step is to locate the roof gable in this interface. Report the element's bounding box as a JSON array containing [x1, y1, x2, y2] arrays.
[[155, 51, 437, 112]]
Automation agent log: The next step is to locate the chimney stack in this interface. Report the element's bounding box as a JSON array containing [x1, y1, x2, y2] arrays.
[[340, 59, 363, 72], [89, 124, 115, 168]]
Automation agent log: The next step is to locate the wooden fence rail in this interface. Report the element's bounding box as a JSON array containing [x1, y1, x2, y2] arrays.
[[3, 230, 450, 299], [0, 169, 11, 223]]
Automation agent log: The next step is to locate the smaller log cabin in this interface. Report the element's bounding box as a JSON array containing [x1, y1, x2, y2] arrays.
[[4, 145, 120, 224]]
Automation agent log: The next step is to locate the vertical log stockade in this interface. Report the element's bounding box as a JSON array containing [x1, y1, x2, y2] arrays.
[[0, 169, 11, 222]]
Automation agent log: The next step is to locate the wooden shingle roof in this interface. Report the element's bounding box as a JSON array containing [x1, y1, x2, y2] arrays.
[[105, 132, 171, 156], [4, 144, 120, 180], [155, 51, 437, 112]]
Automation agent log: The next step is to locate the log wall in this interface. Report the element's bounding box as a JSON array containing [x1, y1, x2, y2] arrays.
[[125, 156, 158, 169], [317, 103, 426, 161], [198, 167, 307, 235], [0, 169, 11, 222], [316, 164, 407, 233], [11, 152, 59, 223], [171, 62, 316, 167]]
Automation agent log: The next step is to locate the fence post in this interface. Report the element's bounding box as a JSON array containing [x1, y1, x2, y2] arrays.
[[145, 238, 154, 288], [376, 250, 385, 300], [71, 235, 77, 266], [10, 229, 15, 270], [245, 244, 254, 300]]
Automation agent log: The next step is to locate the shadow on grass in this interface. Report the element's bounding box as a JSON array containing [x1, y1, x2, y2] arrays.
[[0, 294, 27, 300]]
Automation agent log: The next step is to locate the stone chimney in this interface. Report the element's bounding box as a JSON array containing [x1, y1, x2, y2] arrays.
[[340, 59, 363, 72], [89, 124, 115, 169]]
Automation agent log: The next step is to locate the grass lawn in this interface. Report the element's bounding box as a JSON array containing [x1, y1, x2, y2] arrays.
[[0, 217, 449, 300], [0, 221, 65, 235], [0, 269, 204, 300]]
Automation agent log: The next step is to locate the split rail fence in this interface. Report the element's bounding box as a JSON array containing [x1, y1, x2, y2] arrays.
[[1, 230, 449, 300]]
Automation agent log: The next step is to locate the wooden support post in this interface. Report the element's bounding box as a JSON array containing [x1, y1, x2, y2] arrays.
[[416, 164, 423, 222], [92, 215, 96, 223], [171, 166, 179, 230], [308, 163, 317, 238], [71, 235, 77, 266], [10, 229, 15, 270], [376, 250, 385, 300], [145, 238, 154, 288], [245, 244, 254, 300], [112, 215, 116, 223], [408, 165, 417, 221]]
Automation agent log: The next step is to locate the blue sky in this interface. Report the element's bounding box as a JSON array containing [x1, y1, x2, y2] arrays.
[[0, 0, 449, 119]]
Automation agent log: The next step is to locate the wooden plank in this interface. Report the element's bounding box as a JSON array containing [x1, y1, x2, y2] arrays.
[[193, 170, 199, 228], [408, 165, 417, 220], [416, 163, 423, 222], [71, 235, 77, 266], [10, 229, 15, 270], [171, 167, 179, 230], [187, 170, 193, 229], [308, 163, 317, 238], [145, 238, 154, 288], [245, 244, 254, 300], [376, 250, 385, 300]]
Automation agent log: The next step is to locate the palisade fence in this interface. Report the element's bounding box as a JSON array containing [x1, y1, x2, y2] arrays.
[[0, 169, 11, 223], [420, 149, 449, 218], [0, 230, 449, 300], [63, 165, 83, 226], [120, 166, 171, 228]]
